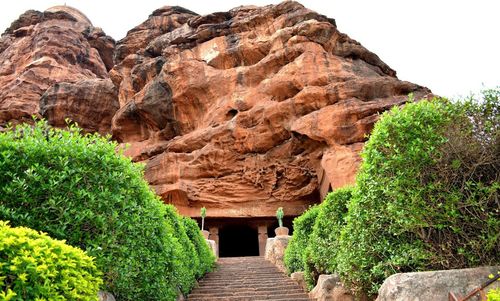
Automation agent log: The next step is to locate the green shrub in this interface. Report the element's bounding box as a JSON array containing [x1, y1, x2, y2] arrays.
[[303, 187, 353, 289], [0, 221, 102, 301], [336, 96, 500, 296], [284, 205, 320, 275], [0, 121, 192, 300], [162, 205, 198, 294], [182, 217, 215, 278]]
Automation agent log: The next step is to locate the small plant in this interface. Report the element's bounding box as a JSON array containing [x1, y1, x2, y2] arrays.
[[201, 207, 207, 231], [276, 207, 284, 227], [0, 221, 102, 301], [487, 272, 500, 301]]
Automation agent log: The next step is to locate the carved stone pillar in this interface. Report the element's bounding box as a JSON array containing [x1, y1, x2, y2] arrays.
[[258, 225, 268, 256], [209, 226, 219, 257]]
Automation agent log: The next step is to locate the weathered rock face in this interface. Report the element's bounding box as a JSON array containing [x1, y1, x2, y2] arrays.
[[0, 6, 115, 128], [111, 1, 431, 217], [40, 79, 118, 134], [0, 1, 432, 218]]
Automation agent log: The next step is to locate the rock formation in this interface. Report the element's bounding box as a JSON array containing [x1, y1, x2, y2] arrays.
[[0, 1, 432, 218], [0, 6, 117, 133]]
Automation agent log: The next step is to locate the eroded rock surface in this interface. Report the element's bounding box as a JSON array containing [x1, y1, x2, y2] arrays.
[[0, 1, 432, 218], [111, 1, 431, 217], [40, 79, 118, 134], [0, 6, 114, 127]]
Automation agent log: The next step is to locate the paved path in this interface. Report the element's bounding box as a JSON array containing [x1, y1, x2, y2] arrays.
[[187, 256, 311, 301]]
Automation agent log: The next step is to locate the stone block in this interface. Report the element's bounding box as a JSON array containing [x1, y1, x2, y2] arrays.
[[98, 291, 115, 301], [291, 271, 308, 292], [264, 236, 290, 273], [206, 239, 217, 258]]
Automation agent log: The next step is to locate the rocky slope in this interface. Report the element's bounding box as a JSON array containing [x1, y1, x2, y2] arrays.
[[0, 1, 431, 217]]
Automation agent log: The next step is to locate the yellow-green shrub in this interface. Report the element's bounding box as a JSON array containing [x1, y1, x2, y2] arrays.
[[488, 288, 500, 301], [0, 221, 102, 301]]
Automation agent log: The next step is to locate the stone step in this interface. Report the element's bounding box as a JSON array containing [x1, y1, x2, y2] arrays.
[[191, 287, 302, 294], [199, 277, 296, 283], [197, 279, 297, 285], [202, 274, 290, 279], [187, 293, 310, 301], [198, 279, 297, 287], [189, 289, 306, 298], [186, 256, 311, 301]]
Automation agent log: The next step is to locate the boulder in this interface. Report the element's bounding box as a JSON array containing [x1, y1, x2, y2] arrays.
[[98, 291, 115, 301], [377, 266, 500, 301], [309, 274, 360, 301], [291, 271, 308, 292]]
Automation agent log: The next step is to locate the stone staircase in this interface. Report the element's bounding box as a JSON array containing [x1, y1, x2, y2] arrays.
[[187, 256, 311, 301]]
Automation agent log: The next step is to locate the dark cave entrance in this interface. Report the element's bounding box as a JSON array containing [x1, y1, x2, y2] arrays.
[[218, 223, 259, 257]]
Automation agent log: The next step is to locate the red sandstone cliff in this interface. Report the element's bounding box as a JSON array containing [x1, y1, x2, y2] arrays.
[[0, 2, 431, 217], [0, 6, 117, 134]]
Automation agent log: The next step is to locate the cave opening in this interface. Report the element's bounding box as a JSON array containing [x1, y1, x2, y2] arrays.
[[218, 223, 259, 257]]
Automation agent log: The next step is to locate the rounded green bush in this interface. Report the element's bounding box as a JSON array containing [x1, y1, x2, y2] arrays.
[[0, 221, 102, 301], [0, 121, 191, 300], [284, 205, 320, 276], [336, 97, 500, 296], [182, 217, 215, 278], [303, 187, 352, 289]]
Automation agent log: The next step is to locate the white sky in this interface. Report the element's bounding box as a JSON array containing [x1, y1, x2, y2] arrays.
[[1, 1, 499, 99]]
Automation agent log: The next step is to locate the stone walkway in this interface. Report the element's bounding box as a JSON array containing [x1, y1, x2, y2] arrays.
[[187, 256, 311, 301]]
